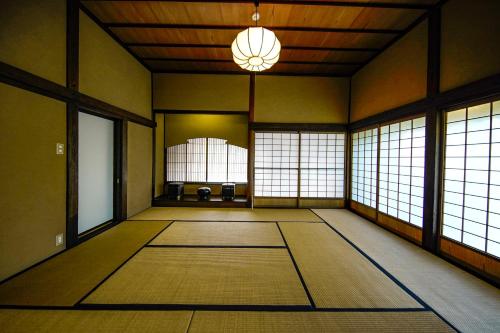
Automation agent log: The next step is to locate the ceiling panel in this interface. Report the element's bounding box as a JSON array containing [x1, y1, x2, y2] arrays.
[[81, 1, 424, 29], [112, 28, 395, 49], [80, 0, 436, 76]]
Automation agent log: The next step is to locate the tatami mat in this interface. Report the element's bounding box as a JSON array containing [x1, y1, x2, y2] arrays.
[[83, 247, 310, 306], [150, 222, 285, 247], [278, 222, 421, 309], [0, 221, 169, 306], [188, 311, 454, 333], [314, 209, 500, 333], [129, 207, 321, 222], [0, 309, 192, 333]]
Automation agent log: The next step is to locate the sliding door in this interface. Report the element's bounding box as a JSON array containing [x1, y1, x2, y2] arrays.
[[78, 112, 114, 234]]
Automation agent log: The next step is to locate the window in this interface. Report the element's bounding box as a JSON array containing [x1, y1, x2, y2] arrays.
[[166, 138, 247, 183], [186, 138, 207, 182], [300, 133, 344, 198], [254, 131, 345, 198], [351, 128, 378, 208], [254, 132, 299, 197], [378, 117, 426, 227], [442, 101, 500, 257]]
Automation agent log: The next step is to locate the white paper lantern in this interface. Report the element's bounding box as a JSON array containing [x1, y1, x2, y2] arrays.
[[231, 27, 281, 72]]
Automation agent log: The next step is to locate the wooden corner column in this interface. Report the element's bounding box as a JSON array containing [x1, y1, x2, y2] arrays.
[[66, 0, 79, 248], [422, 6, 441, 253]]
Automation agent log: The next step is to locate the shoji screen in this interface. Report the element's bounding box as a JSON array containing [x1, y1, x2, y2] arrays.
[[300, 133, 345, 198], [207, 138, 227, 182], [378, 117, 426, 227], [442, 101, 500, 257], [166, 144, 186, 181], [351, 128, 378, 207], [254, 132, 299, 197], [186, 138, 207, 182]]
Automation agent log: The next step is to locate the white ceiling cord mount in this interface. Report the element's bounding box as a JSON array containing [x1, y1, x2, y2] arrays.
[[231, 0, 281, 72]]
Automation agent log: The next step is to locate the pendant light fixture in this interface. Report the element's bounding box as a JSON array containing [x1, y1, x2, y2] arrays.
[[231, 0, 281, 72]]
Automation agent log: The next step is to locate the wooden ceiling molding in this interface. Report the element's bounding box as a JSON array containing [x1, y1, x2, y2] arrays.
[[80, 0, 440, 76]]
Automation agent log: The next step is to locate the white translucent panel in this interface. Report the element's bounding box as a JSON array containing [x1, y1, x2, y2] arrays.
[[412, 126, 426, 139], [443, 225, 462, 241], [167, 144, 187, 181], [227, 144, 248, 183], [388, 207, 398, 217], [492, 143, 500, 157], [410, 214, 423, 227], [487, 226, 500, 243], [468, 103, 490, 119], [447, 109, 466, 122], [446, 121, 466, 134], [465, 169, 489, 184], [467, 116, 490, 132], [493, 115, 500, 129], [399, 211, 409, 222], [492, 129, 500, 142], [487, 240, 500, 257], [444, 191, 463, 204], [464, 195, 487, 211], [412, 167, 425, 178], [413, 117, 426, 128], [78, 112, 114, 234], [464, 207, 487, 224], [207, 138, 228, 182], [465, 182, 488, 195], [446, 133, 466, 145], [489, 200, 500, 216], [186, 138, 207, 182], [490, 185, 500, 199], [444, 180, 464, 193], [444, 202, 463, 217], [445, 145, 465, 157], [467, 130, 490, 144], [445, 169, 464, 181], [463, 232, 485, 251], [463, 220, 486, 237], [494, 101, 500, 115], [466, 157, 489, 170], [445, 157, 465, 168], [443, 213, 463, 229], [467, 144, 490, 157]]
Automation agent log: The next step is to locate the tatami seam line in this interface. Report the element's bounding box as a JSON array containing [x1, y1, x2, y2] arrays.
[[309, 209, 461, 333], [275, 222, 316, 309], [73, 221, 174, 306], [0, 304, 435, 312]]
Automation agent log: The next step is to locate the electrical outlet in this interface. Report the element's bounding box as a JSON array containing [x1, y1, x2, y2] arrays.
[[55, 233, 64, 246], [56, 143, 64, 155]]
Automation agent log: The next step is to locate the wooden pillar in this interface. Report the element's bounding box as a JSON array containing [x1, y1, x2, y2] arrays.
[[66, 0, 79, 248], [422, 6, 441, 252], [247, 73, 255, 207]]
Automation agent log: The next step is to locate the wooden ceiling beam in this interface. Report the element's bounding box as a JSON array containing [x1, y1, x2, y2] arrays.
[[152, 69, 351, 77], [143, 57, 363, 66], [107, 23, 403, 34], [127, 43, 379, 52], [82, 0, 433, 10]]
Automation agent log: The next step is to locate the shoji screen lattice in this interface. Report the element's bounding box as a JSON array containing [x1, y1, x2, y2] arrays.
[[351, 128, 378, 208], [442, 101, 500, 257], [378, 117, 426, 227]]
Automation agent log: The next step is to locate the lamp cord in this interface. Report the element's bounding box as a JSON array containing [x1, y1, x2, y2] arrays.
[[254, 0, 259, 27]]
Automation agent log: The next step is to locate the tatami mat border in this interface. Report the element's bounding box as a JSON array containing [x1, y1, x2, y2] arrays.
[[74, 222, 174, 305], [308, 209, 460, 332]]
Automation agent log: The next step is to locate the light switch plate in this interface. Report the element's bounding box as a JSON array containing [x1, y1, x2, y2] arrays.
[[56, 143, 64, 155], [56, 233, 64, 246]]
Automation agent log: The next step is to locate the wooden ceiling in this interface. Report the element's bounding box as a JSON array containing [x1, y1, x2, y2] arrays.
[[80, 0, 440, 76]]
